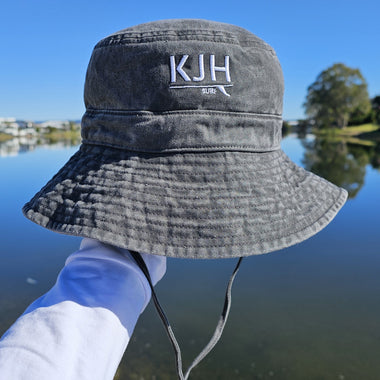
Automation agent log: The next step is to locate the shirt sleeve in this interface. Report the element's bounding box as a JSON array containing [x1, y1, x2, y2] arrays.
[[0, 238, 166, 380]]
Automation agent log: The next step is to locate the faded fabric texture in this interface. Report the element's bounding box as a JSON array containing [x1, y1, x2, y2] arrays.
[[23, 19, 347, 258]]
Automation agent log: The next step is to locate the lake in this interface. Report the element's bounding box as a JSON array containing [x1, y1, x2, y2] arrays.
[[0, 133, 379, 380]]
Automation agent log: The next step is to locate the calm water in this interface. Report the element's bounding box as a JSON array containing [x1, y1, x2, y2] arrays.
[[0, 134, 379, 380]]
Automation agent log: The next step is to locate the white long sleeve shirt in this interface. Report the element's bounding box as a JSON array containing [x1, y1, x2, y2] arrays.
[[0, 238, 166, 380]]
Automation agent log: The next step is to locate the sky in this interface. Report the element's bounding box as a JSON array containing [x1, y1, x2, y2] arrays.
[[1, 0, 379, 121]]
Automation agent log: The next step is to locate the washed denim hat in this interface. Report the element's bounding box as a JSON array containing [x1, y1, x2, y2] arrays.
[[23, 19, 348, 379]]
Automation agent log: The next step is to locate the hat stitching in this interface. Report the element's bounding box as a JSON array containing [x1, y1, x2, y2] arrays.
[[80, 188, 286, 201], [82, 167, 284, 181], [97, 36, 273, 51], [81, 159, 284, 176], [38, 179, 318, 211], [24, 192, 345, 257], [75, 165, 284, 178], [77, 178, 287, 193], [36, 169, 322, 205], [93, 164, 282, 175], [50, 198, 318, 220], [37, 180, 326, 223], [96, 35, 237, 48], [82, 141, 281, 153], [43, 209, 328, 240], [62, 151, 285, 171], [55, 166, 305, 191], [84, 108, 283, 118], [35, 201, 330, 238], [80, 145, 283, 161], [101, 30, 238, 39], [63, 181, 291, 201], [90, 158, 282, 172], [34, 192, 343, 247], [38, 193, 313, 218], [46, 184, 320, 213], [97, 30, 270, 45], [57, 169, 293, 191], [40, 197, 327, 230]]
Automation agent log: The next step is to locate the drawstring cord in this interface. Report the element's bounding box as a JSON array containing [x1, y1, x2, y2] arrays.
[[130, 251, 243, 380]]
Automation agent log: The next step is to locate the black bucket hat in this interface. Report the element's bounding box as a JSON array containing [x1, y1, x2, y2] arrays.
[[23, 19, 347, 379]]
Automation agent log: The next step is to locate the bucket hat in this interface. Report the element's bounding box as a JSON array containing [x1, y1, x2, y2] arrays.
[[23, 19, 347, 258], [23, 19, 347, 379]]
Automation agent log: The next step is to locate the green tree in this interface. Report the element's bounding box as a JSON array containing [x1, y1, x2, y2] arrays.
[[371, 95, 380, 125], [304, 63, 371, 129]]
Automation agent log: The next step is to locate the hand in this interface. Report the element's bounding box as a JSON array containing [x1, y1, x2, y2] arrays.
[[131, 251, 167, 286], [76, 238, 167, 297]]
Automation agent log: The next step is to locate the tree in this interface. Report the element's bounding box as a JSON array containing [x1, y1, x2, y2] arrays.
[[304, 63, 371, 129], [371, 95, 380, 125]]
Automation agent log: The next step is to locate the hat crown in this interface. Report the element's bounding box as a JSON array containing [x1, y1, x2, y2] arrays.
[[84, 19, 283, 114], [81, 20, 284, 153]]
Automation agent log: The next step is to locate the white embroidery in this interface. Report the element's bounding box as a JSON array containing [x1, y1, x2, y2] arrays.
[[210, 55, 231, 82], [215, 85, 230, 97], [170, 55, 191, 82], [170, 55, 177, 83], [169, 84, 232, 97], [192, 54, 205, 82], [169, 54, 232, 96], [202, 88, 217, 95]]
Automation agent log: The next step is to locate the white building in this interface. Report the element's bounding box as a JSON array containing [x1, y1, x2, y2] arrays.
[[37, 120, 70, 130]]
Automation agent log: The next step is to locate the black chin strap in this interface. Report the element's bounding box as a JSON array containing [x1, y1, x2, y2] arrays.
[[129, 251, 243, 380]]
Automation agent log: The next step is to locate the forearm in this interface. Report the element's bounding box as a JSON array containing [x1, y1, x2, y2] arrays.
[[0, 239, 161, 380]]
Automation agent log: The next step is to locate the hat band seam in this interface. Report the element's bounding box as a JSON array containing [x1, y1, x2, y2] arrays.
[[96, 32, 273, 50], [76, 159, 284, 178], [81, 141, 281, 153], [96, 39, 274, 51], [84, 108, 282, 119], [96, 35, 238, 47], [81, 144, 283, 161]]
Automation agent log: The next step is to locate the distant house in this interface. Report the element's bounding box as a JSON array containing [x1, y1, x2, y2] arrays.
[[287, 120, 299, 127], [17, 120, 34, 129], [0, 117, 16, 124], [0, 117, 79, 138], [18, 128, 37, 137], [0, 119, 36, 137], [37, 120, 70, 130], [1, 123, 20, 136]]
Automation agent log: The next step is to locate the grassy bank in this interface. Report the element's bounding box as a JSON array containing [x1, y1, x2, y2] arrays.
[[313, 123, 379, 136], [43, 130, 81, 141], [312, 124, 380, 146], [0, 133, 13, 142], [0, 130, 81, 147]]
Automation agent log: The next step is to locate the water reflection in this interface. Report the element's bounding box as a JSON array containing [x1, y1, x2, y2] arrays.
[[3, 133, 379, 201], [301, 136, 380, 198], [0, 136, 81, 157], [1, 134, 379, 379]]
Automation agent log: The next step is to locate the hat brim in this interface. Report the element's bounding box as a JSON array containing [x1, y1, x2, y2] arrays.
[[23, 144, 347, 259]]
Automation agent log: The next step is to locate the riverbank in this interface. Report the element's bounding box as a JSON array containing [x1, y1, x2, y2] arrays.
[[0, 133, 13, 142], [42, 130, 81, 144], [0, 130, 81, 144], [313, 123, 379, 136], [312, 123, 380, 145]]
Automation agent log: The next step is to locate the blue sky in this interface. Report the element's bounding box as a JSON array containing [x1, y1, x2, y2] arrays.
[[1, 0, 379, 121]]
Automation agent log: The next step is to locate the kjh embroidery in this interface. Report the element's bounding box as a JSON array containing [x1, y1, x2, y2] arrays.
[[169, 54, 232, 96]]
